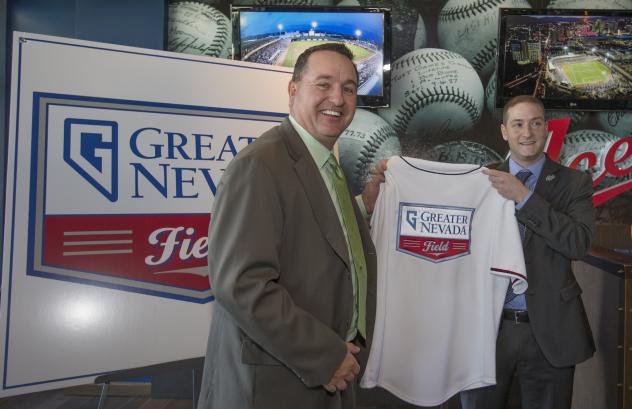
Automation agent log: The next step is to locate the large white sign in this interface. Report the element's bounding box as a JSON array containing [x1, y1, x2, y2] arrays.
[[1, 32, 291, 396]]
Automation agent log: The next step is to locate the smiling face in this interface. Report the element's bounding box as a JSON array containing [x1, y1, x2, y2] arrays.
[[501, 101, 548, 168], [288, 50, 357, 150]]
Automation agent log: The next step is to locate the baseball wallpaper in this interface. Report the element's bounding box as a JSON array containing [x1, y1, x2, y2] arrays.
[[167, 0, 632, 224]]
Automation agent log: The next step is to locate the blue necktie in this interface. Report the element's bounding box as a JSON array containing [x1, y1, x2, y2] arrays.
[[515, 170, 532, 241], [504, 169, 532, 305]]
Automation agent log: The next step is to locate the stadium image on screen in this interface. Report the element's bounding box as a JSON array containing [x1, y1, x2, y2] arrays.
[[238, 11, 385, 97], [498, 13, 632, 109]]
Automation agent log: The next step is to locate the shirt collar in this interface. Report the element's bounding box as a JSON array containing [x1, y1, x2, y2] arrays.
[[288, 115, 332, 170], [509, 154, 546, 180]]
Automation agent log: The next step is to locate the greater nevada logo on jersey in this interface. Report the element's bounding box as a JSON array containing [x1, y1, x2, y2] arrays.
[[27, 93, 284, 303], [397, 203, 474, 262]]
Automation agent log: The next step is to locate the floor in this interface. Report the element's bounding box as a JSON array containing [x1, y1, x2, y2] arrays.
[[0, 387, 458, 409], [0, 389, 195, 409]]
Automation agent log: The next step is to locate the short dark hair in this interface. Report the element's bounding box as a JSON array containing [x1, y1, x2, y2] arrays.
[[502, 95, 545, 124], [291, 43, 358, 82]]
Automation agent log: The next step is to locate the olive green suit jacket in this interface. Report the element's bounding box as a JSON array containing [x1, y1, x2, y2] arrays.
[[197, 119, 377, 409]]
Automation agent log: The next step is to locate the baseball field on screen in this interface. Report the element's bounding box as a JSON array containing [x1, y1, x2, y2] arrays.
[[281, 40, 373, 67], [558, 59, 612, 86]]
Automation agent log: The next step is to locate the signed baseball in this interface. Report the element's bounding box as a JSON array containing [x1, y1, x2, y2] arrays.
[[378, 48, 484, 143], [339, 109, 401, 194], [168, 2, 232, 59], [424, 140, 503, 165]]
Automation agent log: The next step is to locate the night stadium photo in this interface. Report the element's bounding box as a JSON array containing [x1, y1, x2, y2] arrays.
[[496, 9, 632, 110], [233, 8, 388, 101]]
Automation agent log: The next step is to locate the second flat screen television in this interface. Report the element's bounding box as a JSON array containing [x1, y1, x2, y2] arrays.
[[232, 6, 391, 107], [496, 8, 632, 111]]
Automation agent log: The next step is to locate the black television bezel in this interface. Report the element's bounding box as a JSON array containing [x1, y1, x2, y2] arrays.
[[231, 5, 391, 108], [496, 7, 632, 111]]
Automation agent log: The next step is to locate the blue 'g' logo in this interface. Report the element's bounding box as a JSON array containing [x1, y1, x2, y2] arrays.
[[63, 118, 118, 202]]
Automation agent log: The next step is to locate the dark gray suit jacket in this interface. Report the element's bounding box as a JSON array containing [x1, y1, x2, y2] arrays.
[[197, 119, 377, 409], [502, 156, 595, 367]]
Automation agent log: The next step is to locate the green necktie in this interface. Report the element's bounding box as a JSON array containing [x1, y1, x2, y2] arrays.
[[327, 155, 367, 338]]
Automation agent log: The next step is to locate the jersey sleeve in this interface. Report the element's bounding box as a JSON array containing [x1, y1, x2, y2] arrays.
[[489, 198, 528, 294]]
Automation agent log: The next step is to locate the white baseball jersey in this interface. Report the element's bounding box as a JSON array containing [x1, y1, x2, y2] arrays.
[[360, 156, 527, 406]]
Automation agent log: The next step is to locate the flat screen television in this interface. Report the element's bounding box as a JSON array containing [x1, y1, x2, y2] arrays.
[[496, 8, 632, 111], [231, 6, 391, 107]]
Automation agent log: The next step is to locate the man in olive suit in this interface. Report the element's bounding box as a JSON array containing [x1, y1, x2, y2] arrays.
[[197, 43, 378, 409]]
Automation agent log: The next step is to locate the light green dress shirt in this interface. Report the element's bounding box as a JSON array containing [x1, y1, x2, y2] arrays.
[[288, 115, 359, 341]]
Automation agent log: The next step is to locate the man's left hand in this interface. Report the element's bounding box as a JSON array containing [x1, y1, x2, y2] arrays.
[[322, 342, 361, 393]]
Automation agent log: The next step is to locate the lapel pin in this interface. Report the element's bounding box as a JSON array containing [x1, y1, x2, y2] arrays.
[[545, 174, 555, 182]]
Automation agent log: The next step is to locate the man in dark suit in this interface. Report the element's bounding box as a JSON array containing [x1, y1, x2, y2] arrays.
[[460, 95, 595, 409], [197, 43, 377, 409]]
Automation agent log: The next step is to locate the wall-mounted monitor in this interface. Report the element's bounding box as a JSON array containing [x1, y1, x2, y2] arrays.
[[496, 8, 632, 111], [231, 6, 391, 108]]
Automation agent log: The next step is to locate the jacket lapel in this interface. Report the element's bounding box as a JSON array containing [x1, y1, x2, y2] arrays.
[[523, 156, 561, 245], [280, 120, 351, 270]]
